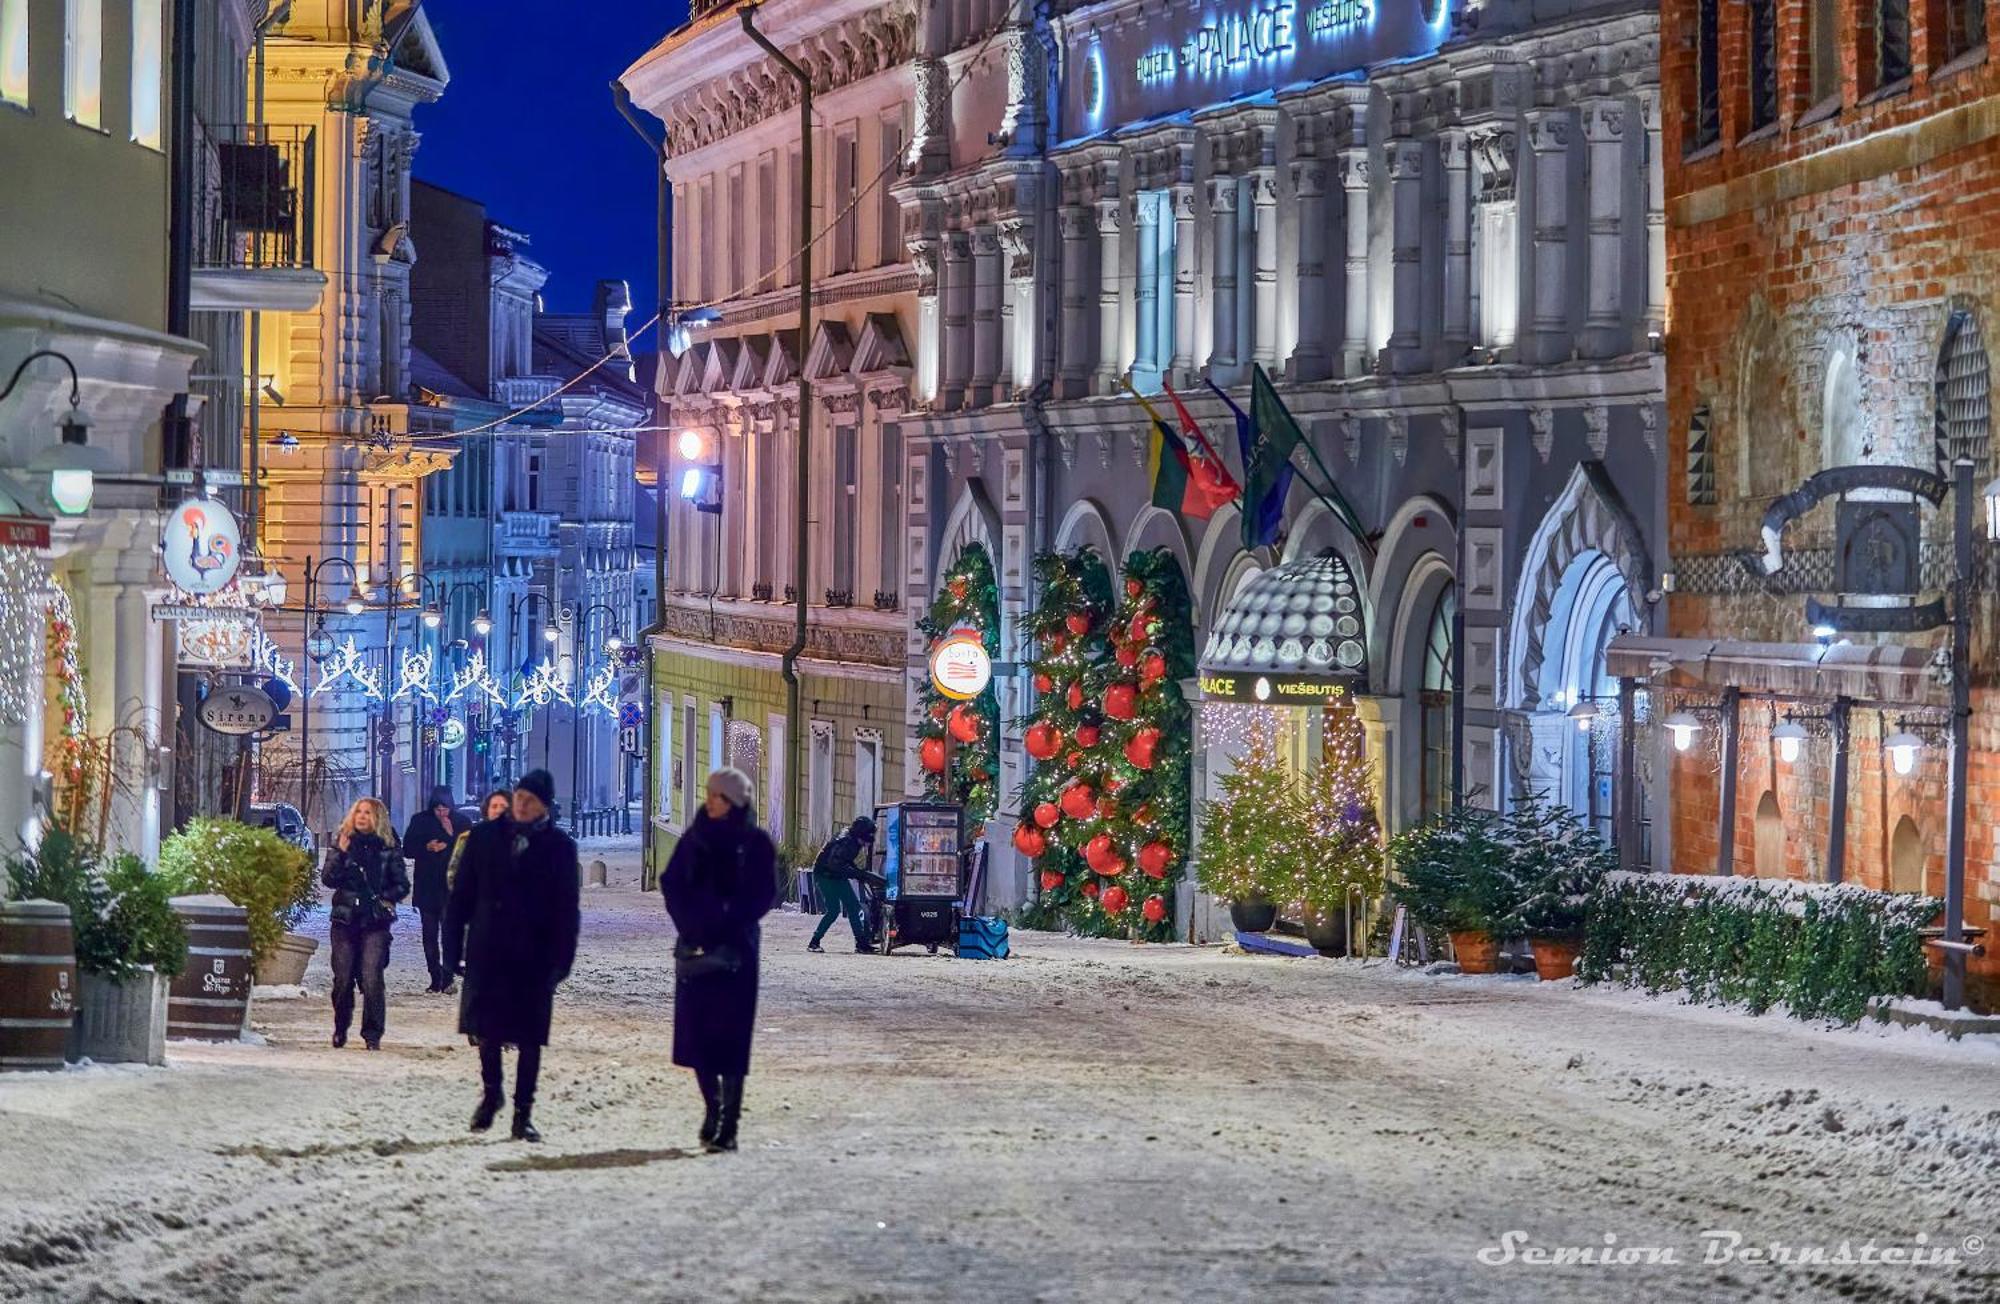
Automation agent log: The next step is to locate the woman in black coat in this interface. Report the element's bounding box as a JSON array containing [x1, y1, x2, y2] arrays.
[[660, 766, 778, 1153], [322, 797, 411, 1051], [442, 770, 580, 1143]]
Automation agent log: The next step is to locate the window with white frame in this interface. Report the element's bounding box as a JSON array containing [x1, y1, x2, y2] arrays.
[[808, 721, 835, 842], [1, 0, 29, 107], [65, 0, 102, 128], [656, 699, 675, 822], [1131, 190, 1176, 387], [854, 732, 882, 819], [131, 0, 162, 148]]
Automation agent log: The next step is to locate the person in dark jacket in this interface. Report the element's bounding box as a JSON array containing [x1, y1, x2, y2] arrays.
[[447, 789, 512, 894], [660, 767, 778, 1153], [442, 769, 580, 1144], [322, 797, 411, 1050], [402, 786, 461, 993], [808, 816, 877, 953]]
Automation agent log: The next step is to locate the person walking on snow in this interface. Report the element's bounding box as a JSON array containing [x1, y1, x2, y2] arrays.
[[323, 797, 410, 1051], [660, 767, 778, 1153], [443, 769, 580, 1144], [447, 788, 512, 893], [402, 786, 460, 993], [808, 816, 877, 953]]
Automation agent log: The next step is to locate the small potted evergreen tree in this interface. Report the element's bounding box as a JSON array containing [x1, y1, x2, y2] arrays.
[[1195, 730, 1295, 933], [1503, 796, 1615, 980], [1287, 718, 1383, 957], [1387, 806, 1522, 973]]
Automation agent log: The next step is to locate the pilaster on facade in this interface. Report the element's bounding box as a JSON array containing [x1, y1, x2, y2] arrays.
[[1383, 137, 1429, 376], [1580, 96, 1634, 359], [1523, 108, 1574, 367]]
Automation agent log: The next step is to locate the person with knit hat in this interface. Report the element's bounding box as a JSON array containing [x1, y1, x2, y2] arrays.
[[660, 766, 778, 1153], [402, 785, 462, 992], [808, 815, 879, 953], [442, 768, 580, 1144]]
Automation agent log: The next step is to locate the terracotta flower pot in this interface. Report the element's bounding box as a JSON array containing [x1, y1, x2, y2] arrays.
[[1449, 929, 1500, 975], [1528, 935, 1583, 982]]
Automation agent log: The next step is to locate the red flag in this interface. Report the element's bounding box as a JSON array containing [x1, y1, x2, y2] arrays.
[[1161, 377, 1239, 515]]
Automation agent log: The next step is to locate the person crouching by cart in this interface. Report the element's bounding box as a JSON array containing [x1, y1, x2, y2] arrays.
[[807, 816, 878, 954], [443, 770, 581, 1144], [660, 767, 778, 1153], [323, 798, 410, 1051]]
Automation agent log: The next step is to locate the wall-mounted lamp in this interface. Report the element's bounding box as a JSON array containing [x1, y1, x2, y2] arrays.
[[1885, 730, 1924, 777], [1664, 711, 1702, 752], [1772, 720, 1808, 764], [5, 350, 99, 516], [1566, 699, 1600, 733]]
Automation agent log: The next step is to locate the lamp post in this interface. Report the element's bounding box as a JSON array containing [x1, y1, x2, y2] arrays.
[[297, 555, 363, 832], [507, 591, 560, 780], [569, 601, 624, 834], [2, 350, 101, 516], [410, 575, 488, 798]]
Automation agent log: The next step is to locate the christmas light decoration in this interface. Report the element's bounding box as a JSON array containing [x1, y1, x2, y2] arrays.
[[250, 629, 299, 697], [915, 544, 999, 829], [580, 662, 620, 715], [0, 547, 54, 727], [311, 635, 384, 700], [446, 649, 508, 706], [44, 580, 88, 796], [393, 648, 438, 702], [516, 656, 574, 709]]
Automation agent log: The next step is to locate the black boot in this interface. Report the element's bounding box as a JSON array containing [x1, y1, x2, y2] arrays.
[[471, 1092, 502, 1132], [697, 1073, 721, 1147], [511, 1109, 541, 1144], [706, 1076, 743, 1153]]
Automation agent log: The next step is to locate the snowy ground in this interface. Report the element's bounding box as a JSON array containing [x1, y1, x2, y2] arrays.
[[3, 846, 1998, 1303]]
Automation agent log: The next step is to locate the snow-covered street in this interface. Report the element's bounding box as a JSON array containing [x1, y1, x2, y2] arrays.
[[3, 855, 1997, 1303]]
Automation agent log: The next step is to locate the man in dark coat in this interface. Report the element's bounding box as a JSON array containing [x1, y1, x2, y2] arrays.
[[442, 769, 580, 1144], [661, 767, 777, 1153], [808, 816, 877, 953], [402, 785, 461, 992]]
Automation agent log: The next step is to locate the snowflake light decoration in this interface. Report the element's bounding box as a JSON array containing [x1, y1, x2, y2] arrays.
[[311, 635, 384, 700], [515, 655, 573, 709], [393, 648, 437, 702], [446, 649, 507, 706], [579, 663, 620, 715]]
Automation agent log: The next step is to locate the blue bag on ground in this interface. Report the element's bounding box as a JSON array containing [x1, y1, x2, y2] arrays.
[[957, 916, 1009, 960]]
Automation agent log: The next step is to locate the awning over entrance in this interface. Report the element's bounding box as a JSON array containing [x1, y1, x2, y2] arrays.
[[1198, 549, 1368, 703], [1604, 635, 1945, 707]]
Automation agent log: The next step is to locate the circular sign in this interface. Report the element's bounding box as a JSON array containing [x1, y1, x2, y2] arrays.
[[197, 683, 277, 736], [929, 628, 992, 701], [178, 617, 254, 667], [441, 719, 467, 751], [163, 497, 242, 596]]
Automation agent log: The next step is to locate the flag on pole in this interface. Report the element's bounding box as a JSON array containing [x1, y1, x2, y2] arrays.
[[1120, 377, 1235, 520], [1244, 364, 1371, 553], [1207, 379, 1290, 548]]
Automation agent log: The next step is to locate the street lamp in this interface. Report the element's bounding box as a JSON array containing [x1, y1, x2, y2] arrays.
[[1772, 720, 1807, 764], [542, 625, 560, 644], [472, 609, 493, 637], [421, 604, 442, 630], [2, 350, 100, 516], [569, 600, 626, 832], [344, 585, 368, 616], [1664, 711, 1702, 752], [1566, 699, 1599, 733], [305, 616, 335, 663]]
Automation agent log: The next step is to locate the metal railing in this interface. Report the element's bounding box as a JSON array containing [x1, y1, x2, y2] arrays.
[[195, 124, 316, 271], [567, 806, 634, 838]]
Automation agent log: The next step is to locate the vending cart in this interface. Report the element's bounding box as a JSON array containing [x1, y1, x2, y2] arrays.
[[870, 802, 964, 954]]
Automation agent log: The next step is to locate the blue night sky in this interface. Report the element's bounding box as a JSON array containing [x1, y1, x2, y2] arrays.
[[414, 1, 689, 316]]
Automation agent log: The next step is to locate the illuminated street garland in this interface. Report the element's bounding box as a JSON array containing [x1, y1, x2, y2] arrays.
[[446, 650, 508, 706], [251, 628, 299, 697], [579, 662, 620, 715], [45, 580, 89, 797], [0, 546, 53, 727], [393, 648, 438, 702], [915, 544, 1000, 831], [515, 656, 573, 709], [311, 635, 384, 700]]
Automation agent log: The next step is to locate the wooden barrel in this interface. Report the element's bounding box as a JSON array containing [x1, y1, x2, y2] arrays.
[[167, 897, 253, 1042], [0, 900, 77, 1072]]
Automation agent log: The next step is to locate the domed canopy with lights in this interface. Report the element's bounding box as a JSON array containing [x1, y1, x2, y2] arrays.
[[1198, 549, 1369, 702]]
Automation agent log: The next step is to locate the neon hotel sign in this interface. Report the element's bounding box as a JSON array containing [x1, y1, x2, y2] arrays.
[[1134, 0, 1373, 87]]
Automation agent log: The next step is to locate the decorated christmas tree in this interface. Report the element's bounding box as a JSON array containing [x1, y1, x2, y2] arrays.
[[1280, 704, 1384, 923], [1195, 726, 1300, 907], [915, 543, 1000, 832]]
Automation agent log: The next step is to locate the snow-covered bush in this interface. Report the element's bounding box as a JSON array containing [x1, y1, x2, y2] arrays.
[[157, 818, 314, 969], [1387, 805, 1524, 936], [1578, 872, 1941, 1025], [1498, 795, 1616, 938]]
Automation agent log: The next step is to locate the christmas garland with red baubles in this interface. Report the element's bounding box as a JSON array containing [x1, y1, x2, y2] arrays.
[[1015, 546, 1192, 941], [916, 543, 1000, 832]]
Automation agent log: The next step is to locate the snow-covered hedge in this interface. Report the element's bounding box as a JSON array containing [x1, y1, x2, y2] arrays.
[[1578, 871, 1941, 1025]]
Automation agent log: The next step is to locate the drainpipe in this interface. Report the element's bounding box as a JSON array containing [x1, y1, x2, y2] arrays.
[[612, 80, 672, 877], [741, 4, 812, 851]]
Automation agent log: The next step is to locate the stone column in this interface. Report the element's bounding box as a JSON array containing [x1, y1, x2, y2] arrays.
[[1095, 195, 1124, 391], [941, 229, 972, 409], [1169, 183, 1199, 384], [1385, 138, 1426, 374], [1581, 97, 1630, 358], [1206, 174, 1242, 384], [1526, 110, 1572, 366], [1250, 168, 1280, 369], [1058, 205, 1094, 397], [1133, 194, 1160, 377], [1640, 90, 1666, 340], [999, 216, 1038, 395], [1337, 149, 1370, 377], [1439, 129, 1472, 365], [910, 56, 952, 175], [971, 224, 1003, 406], [1288, 158, 1331, 381], [908, 234, 942, 404]]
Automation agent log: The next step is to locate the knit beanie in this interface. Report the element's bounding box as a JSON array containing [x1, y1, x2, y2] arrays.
[[707, 766, 754, 811]]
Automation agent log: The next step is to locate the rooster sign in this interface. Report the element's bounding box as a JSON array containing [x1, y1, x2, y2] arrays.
[[163, 497, 243, 596]]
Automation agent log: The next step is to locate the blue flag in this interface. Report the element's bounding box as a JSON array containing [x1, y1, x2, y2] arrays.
[[1206, 379, 1290, 548]]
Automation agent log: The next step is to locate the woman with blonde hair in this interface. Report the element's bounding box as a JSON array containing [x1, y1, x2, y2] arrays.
[[322, 797, 410, 1050]]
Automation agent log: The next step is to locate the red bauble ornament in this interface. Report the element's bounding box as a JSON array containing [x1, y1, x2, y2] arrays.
[[1014, 825, 1049, 859], [1047, 632, 1068, 655], [1135, 804, 1155, 827], [1065, 613, 1092, 636], [948, 704, 982, 744], [1096, 795, 1119, 821], [1085, 834, 1115, 869], [1125, 578, 1144, 598], [1138, 841, 1173, 878], [1033, 801, 1061, 829], [929, 702, 949, 721], [1074, 723, 1101, 749], [920, 736, 948, 773], [1066, 681, 1084, 712], [1024, 721, 1063, 760], [1114, 643, 1139, 669], [1103, 776, 1123, 795], [1040, 869, 1066, 892], [1081, 879, 1101, 899], [1104, 682, 1138, 721], [1141, 651, 1167, 683], [948, 577, 969, 600], [1100, 885, 1129, 915], [1065, 750, 1083, 768], [1142, 894, 1168, 924], [1060, 784, 1096, 820], [1034, 672, 1054, 694], [1124, 727, 1163, 770]]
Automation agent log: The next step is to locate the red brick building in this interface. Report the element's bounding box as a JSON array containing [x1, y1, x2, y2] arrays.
[[1649, 0, 1999, 1003]]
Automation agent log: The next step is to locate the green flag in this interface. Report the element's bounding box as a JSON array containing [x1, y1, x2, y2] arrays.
[[1245, 365, 1370, 552]]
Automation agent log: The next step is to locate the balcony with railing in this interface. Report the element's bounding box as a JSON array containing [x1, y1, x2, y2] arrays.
[[190, 124, 327, 314], [495, 510, 562, 557]]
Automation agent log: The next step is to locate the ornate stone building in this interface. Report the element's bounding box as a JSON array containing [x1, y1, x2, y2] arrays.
[[623, 0, 921, 863], [897, 0, 1671, 926]]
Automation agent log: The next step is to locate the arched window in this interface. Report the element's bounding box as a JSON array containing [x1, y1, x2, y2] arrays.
[[1935, 309, 1991, 475], [1754, 792, 1784, 878], [1891, 816, 1926, 894], [1418, 584, 1455, 819], [1747, 0, 1777, 132]]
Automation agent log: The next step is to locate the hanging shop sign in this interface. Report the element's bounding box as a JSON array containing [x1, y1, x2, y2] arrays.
[[177, 617, 256, 668], [440, 718, 467, 751], [162, 497, 243, 596], [1754, 464, 1951, 634], [0, 515, 50, 549], [198, 683, 278, 736], [928, 628, 992, 701]]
